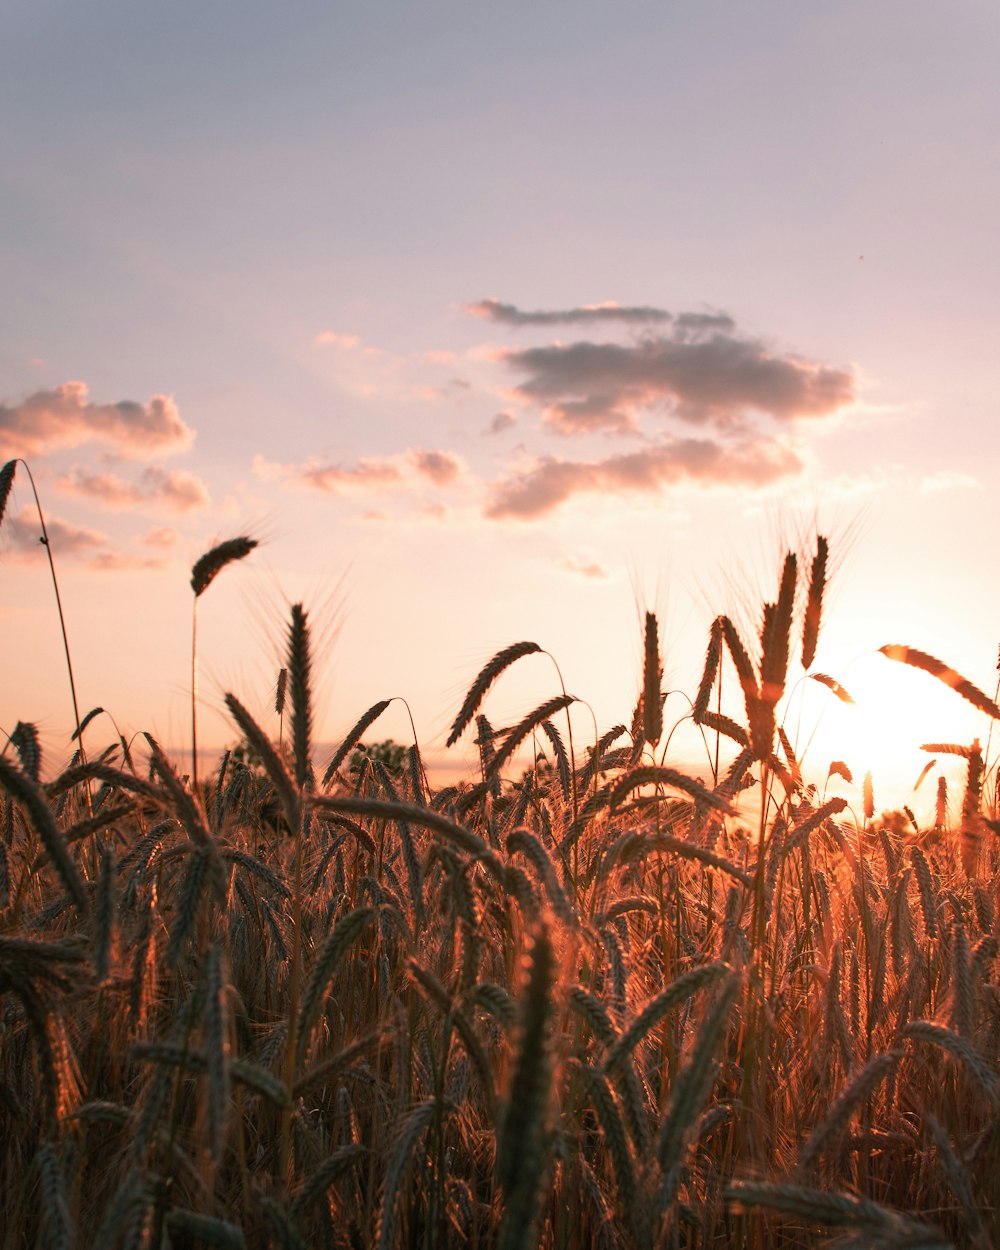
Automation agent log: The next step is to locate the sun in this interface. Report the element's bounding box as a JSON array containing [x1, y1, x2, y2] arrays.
[[790, 647, 997, 818]]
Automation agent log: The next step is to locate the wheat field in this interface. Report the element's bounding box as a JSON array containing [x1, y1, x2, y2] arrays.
[[1, 532, 998, 1249]]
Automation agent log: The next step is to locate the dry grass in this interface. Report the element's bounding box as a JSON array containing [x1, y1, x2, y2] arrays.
[[1, 537, 999, 1247]]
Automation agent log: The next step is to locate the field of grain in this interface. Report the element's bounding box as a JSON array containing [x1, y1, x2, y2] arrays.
[[1, 526, 998, 1248]]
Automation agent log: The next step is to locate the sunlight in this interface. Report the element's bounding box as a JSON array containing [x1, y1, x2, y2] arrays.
[[791, 647, 996, 816]]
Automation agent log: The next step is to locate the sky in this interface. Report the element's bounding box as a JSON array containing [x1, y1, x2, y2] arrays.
[[3, 0, 1000, 814]]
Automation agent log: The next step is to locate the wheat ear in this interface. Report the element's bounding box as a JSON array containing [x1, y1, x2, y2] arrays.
[[0, 458, 15, 523], [879, 644, 1000, 717], [0, 756, 89, 917], [801, 534, 828, 669], [605, 962, 732, 1074], [488, 694, 577, 779], [190, 536, 257, 787], [36, 1141, 72, 1250], [204, 941, 230, 1165], [642, 610, 663, 746], [376, 1098, 438, 1250], [610, 765, 736, 815], [287, 603, 312, 787], [320, 699, 390, 787], [796, 1051, 900, 1175], [297, 906, 377, 1047], [164, 1211, 245, 1249], [656, 971, 739, 1185], [447, 640, 543, 746], [496, 923, 556, 1250]]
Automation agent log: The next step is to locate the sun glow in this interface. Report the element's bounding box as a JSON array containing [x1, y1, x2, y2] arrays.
[[790, 648, 998, 820]]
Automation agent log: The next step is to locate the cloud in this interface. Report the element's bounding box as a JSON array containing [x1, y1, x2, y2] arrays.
[[0, 381, 194, 459], [253, 448, 465, 494], [56, 467, 209, 513], [409, 450, 462, 485], [141, 525, 181, 550], [299, 458, 402, 491], [502, 329, 854, 435], [486, 437, 802, 520], [467, 299, 675, 327], [916, 470, 979, 495], [486, 412, 517, 435], [561, 556, 609, 579], [88, 551, 167, 572], [315, 331, 363, 349], [2, 508, 175, 571], [2, 507, 107, 558]]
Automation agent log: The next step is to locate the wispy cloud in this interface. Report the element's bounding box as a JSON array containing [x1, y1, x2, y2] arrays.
[[467, 299, 676, 327], [56, 467, 209, 513], [486, 436, 801, 520], [0, 381, 194, 459], [252, 448, 465, 494]]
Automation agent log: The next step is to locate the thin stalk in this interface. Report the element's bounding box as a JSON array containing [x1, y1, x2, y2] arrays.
[[16, 461, 91, 813], [192, 598, 200, 790]]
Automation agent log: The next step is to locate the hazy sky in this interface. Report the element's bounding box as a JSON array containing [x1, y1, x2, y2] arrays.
[[3, 1, 1000, 806]]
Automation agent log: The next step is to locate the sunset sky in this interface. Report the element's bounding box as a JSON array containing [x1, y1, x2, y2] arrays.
[[3, 1, 1000, 809]]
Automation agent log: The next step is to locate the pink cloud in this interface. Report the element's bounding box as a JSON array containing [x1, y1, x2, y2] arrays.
[[300, 458, 402, 491], [315, 331, 362, 349], [253, 448, 464, 494], [2, 507, 107, 559], [486, 437, 802, 520], [141, 525, 181, 550], [410, 450, 462, 485], [88, 551, 168, 572], [486, 412, 517, 435], [2, 509, 174, 571], [56, 466, 209, 513], [562, 557, 609, 579], [415, 350, 457, 365], [0, 381, 194, 459]]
